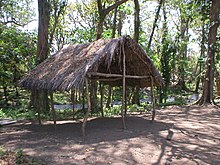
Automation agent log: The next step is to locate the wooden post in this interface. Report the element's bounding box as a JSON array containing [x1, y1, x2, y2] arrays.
[[124, 85, 127, 116], [36, 90, 42, 125], [82, 78, 91, 138], [82, 86, 85, 112], [121, 39, 126, 129], [71, 88, 75, 119], [50, 92, 56, 129], [100, 82, 104, 117], [150, 76, 156, 120]]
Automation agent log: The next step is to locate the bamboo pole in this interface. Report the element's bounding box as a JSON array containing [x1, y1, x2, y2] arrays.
[[150, 76, 156, 120], [82, 78, 91, 138], [121, 40, 126, 129]]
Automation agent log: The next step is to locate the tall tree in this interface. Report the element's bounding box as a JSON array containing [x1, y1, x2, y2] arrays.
[[132, 0, 141, 105], [194, 0, 209, 93], [176, 2, 191, 90], [32, 0, 50, 118], [37, 0, 50, 63], [159, 2, 171, 103], [133, 0, 140, 42], [197, 0, 220, 105]]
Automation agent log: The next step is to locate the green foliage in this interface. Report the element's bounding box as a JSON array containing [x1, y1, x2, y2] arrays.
[[0, 107, 38, 120], [67, 1, 98, 42], [48, 0, 69, 51], [0, 0, 35, 26], [0, 26, 37, 87], [104, 106, 121, 117]]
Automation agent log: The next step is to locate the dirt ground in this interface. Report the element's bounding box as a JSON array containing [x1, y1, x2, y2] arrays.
[[1, 105, 220, 165]]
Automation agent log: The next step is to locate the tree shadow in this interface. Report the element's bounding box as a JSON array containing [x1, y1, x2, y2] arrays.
[[1, 106, 220, 164]]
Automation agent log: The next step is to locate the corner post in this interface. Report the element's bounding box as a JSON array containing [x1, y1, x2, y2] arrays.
[[121, 38, 126, 129], [82, 78, 91, 138]]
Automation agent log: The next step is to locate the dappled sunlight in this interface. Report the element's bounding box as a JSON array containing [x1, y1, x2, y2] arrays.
[[1, 106, 220, 164]]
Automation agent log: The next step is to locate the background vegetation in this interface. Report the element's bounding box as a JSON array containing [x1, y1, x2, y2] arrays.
[[0, 0, 219, 120]]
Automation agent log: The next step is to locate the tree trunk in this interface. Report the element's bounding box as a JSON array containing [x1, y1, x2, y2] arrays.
[[132, 0, 140, 106], [131, 86, 140, 105], [147, 0, 163, 50], [195, 17, 206, 93], [106, 86, 113, 108], [90, 80, 98, 113], [32, 0, 50, 115], [112, 4, 118, 38], [96, 17, 104, 40], [160, 2, 169, 103], [197, 0, 220, 105], [100, 83, 104, 117], [37, 0, 50, 63], [133, 0, 140, 42], [176, 10, 190, 90], [118, 12, 123, 36]]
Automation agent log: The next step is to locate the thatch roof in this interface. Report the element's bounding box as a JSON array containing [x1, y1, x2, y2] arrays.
[[20, 35, 164, 91]]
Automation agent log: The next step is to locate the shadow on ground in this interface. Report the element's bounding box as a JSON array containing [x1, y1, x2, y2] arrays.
[[1, 106, 220, 164]]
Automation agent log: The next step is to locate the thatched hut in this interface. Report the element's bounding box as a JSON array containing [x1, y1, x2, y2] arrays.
[[20, 35, 164, 136]]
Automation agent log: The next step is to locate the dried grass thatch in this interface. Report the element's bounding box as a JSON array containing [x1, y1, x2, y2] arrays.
[[20, 35, 164, 91]]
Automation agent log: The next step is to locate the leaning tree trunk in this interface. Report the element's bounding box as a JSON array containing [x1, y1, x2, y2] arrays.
[[147, 0, 163, 50], [197, 0, 220, 105]]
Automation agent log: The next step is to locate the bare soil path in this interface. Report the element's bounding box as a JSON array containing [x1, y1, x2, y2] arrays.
[[1, 105, 220, 164]]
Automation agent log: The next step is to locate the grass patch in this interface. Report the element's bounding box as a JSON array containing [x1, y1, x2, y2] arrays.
[[0, 107, 38, 120]]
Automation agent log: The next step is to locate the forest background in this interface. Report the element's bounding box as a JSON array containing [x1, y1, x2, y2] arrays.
[[0, 0, 219, 120]]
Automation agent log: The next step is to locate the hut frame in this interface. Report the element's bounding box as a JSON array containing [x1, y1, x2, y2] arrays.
[[20, 35, 163, 137]]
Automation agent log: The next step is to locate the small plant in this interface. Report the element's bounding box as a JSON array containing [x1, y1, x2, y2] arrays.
[[15, 149, 25, 164], [0, 146, 5, 157]]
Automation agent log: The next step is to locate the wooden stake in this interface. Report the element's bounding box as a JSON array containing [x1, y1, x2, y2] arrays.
[[82, 78, 91, 138], [121, 39, 126, 129], [100, 82, 104, 117], [150, 76, 156, 120], [50, 92, 56, 129]]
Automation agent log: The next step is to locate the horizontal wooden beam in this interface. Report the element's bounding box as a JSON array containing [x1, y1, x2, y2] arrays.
[[97, 78, 122, 82], [87, 72, 151, 79]]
